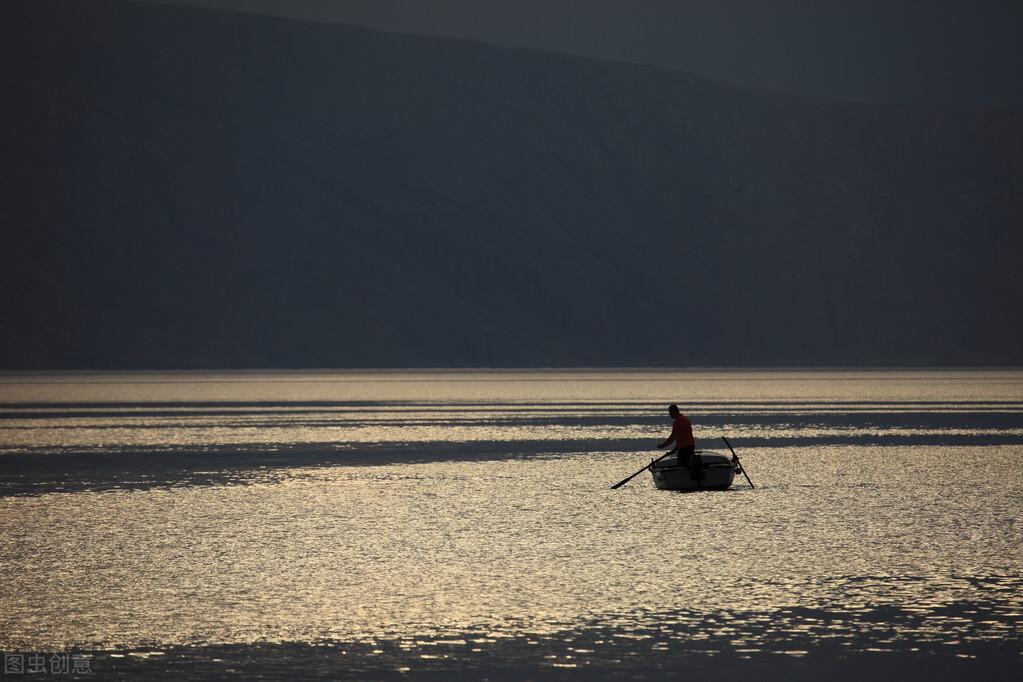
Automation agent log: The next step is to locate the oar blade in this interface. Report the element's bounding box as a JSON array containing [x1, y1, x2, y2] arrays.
[[610, 467, 644, 489], [611, 450, 674, 489], [721, 436, 755, 489]]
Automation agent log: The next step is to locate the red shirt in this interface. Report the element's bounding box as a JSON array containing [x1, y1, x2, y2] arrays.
[[659, 413, 694, 449]]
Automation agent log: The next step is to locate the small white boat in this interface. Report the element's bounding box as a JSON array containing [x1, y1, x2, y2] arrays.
[[648, 450, 737, 490]]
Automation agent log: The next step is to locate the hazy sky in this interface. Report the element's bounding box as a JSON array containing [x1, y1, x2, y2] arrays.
[[140, 0, 1023, 111]]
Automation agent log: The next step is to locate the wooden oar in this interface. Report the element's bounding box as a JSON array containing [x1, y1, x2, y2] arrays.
[[721, 436, 755, 489], [611, 450, 676, 489]]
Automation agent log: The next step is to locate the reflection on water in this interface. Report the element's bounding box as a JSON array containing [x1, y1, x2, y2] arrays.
[[2, 451, 1020, 651], [0, 370, 1020, 676], [2, 369, 1022, 454]]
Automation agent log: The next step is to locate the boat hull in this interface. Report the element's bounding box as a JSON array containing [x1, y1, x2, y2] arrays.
[[649, 450, 735, 490]]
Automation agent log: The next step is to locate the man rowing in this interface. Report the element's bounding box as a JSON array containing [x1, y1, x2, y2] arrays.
[[657, 403, 695, 467]]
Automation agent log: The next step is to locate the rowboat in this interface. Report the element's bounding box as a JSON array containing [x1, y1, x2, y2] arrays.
[[648, 450, 737, 490]]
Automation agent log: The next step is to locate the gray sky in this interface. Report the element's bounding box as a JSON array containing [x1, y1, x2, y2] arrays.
[[140, 0, 1023, 111]]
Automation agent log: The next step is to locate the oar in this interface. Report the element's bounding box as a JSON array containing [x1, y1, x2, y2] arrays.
[[721, 436, 755, 489], [611, 450, 676, 489]]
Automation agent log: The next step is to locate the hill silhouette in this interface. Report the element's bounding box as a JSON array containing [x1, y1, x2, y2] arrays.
[[2, 0, 1021, 368]]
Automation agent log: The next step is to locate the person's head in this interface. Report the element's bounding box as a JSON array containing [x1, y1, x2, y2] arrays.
[[668, 404, 680, 418]]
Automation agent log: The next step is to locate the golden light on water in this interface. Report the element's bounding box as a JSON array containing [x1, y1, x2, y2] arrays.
[[0, 370, 1020, 674], [2, 447, 1020, 652]]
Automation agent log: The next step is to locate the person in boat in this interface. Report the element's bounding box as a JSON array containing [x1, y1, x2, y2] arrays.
[[657, 404, 695, 466]]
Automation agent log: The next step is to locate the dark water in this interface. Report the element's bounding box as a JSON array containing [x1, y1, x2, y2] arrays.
[[1, 370, 1020, 679]]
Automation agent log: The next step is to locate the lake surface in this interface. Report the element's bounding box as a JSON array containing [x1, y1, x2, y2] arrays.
[[1, 369, 1020, 679]]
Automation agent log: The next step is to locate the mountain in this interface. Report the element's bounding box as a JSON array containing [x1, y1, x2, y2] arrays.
[[139, 0, 1023, 113], [1, 0, 1021, 368]]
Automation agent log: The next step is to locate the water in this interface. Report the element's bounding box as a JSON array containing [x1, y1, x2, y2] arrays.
[[1, 369, 1020, 679]]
